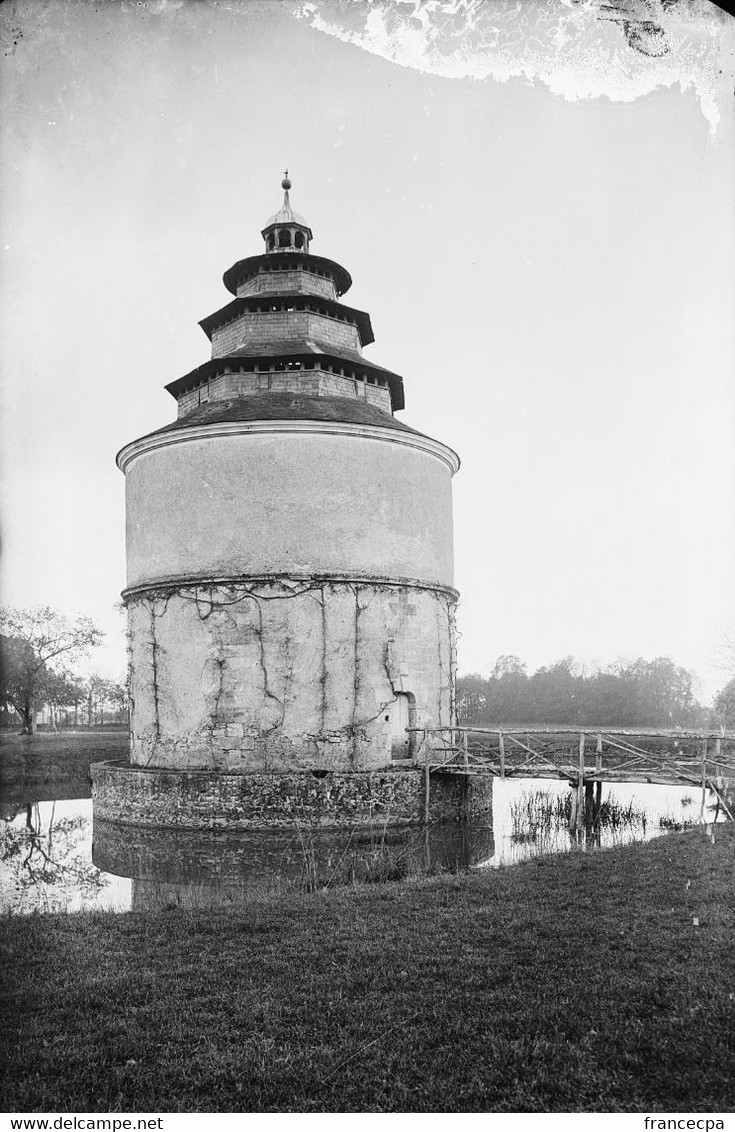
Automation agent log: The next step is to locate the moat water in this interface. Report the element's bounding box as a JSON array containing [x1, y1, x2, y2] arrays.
[[0, 777, 725, 915]]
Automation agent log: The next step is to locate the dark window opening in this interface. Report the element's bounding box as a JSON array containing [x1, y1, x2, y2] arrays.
[[278, 229, 291, 248], [267, 233, 275, 250], [295, 231, 304, 249]]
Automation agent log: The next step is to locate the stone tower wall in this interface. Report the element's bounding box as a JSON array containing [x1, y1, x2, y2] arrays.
[[126, 579, 456, 772], [121, 426, 457, 591]]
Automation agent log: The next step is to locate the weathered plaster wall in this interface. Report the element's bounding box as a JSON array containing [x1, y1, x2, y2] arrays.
[[125, 579, 456, 771], [91, 763, 492, 830], [123, 427, 456, 590]]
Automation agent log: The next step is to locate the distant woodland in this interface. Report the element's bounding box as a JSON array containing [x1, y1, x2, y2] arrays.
[[458, 655, 735, 730]]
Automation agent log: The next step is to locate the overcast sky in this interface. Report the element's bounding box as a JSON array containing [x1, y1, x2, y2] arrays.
[[1, 0, 733, 699]]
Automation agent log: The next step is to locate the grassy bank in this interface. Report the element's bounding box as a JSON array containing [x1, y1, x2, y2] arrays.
[[2, 826, 734, 1113], [0, 731, 129, 792]]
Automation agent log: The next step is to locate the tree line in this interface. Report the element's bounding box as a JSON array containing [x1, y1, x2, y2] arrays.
[[5, 606, 735, 734], [458, 654, 734, 729], [0, 606, 127, 734]]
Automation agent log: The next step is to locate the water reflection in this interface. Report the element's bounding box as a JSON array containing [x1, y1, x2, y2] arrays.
[[93, 820, 495, 911], [0, 777, 726, 915], [488, 778, 714, 867], [0, 799, 122, 914]]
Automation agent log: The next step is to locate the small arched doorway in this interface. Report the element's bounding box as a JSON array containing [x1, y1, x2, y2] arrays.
[[385, 693, 416, 760]]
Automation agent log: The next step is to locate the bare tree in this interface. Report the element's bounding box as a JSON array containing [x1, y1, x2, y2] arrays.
[[0, 607, 103, 733]]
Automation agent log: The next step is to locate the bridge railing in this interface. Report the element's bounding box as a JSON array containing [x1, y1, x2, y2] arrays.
[[406, 725, 735, 824]]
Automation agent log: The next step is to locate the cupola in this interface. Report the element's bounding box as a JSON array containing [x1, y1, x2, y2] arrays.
[[261, 172, 313, 253]]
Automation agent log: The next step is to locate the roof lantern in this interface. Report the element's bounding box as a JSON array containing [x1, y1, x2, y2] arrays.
[[261, 170, 313, 254]]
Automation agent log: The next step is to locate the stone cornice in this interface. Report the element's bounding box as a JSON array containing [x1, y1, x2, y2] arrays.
[[121, 572, 460, 603], [116, 418, 461, 476]]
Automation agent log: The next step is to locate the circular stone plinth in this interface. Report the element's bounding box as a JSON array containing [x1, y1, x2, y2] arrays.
[[90, 761, 491, 830]]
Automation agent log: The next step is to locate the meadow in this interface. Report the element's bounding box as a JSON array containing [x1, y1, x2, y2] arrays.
[[2, 824, 733, 1113]]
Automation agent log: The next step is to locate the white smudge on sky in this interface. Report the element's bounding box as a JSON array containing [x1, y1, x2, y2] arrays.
[[291, 0, 731, 132]]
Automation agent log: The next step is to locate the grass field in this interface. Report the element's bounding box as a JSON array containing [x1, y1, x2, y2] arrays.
[[0, 730, 129, 789], [1, 824, 733, 1113]]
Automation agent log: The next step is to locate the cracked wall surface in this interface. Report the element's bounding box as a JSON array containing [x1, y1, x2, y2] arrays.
[[126, 578, 456, 772]]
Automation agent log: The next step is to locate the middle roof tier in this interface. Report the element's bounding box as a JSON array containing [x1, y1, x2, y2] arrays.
[[200, 293, 375, 360]]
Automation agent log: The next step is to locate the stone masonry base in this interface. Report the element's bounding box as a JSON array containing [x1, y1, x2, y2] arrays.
[[91, 761, 493, 830]]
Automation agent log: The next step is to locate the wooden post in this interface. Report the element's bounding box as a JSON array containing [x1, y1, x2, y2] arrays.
[[576, 732, 586, 832], [569, 785, 578, 831], [715, 736, 722, 778], [423, 822, 431, 871], [460, 730, 470, 819], [499, 731, 505, 780], [584, 780, 594, 836], [594, 733, 603, 820], [700, 738, 708, 821], [424, 751, 431, 824]]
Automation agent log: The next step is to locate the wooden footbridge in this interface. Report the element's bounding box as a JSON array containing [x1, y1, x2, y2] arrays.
[[409, 726, 735, 828]]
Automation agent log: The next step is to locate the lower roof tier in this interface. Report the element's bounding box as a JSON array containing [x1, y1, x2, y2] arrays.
[[173, 365, 392, 420], [165, 344, 405, 411]]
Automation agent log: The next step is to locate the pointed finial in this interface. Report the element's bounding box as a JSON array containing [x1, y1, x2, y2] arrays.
[[281, 168, 292, 191]]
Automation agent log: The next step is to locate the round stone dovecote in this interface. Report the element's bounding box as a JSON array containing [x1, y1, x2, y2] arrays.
[[95, 178, 477, 829]]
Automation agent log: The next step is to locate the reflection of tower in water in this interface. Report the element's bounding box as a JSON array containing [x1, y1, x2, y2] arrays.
[[93, 819, 495, 911]]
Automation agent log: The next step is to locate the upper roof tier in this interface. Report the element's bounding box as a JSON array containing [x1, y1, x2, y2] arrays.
[[223, 252, 352, 298]]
